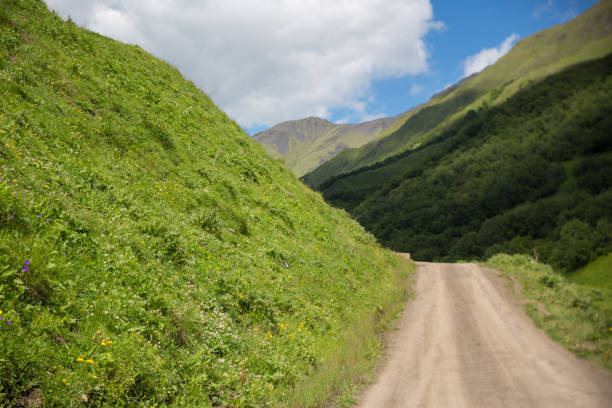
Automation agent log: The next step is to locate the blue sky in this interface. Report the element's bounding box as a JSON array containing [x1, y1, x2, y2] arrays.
[[45, 0, 600, 135], [327, 0, 600, 133]]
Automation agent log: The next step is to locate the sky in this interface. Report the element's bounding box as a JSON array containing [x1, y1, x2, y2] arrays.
[[43, 0, 600, 135]]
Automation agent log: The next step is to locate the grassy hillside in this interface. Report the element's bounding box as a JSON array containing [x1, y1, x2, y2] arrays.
[[569, 254, 612, 313], [486, 254, 612, 370], [0, 1, 414, 406], [303, 0, 612, 188], [253, 115, 404, 177], [318, 53, 612, 271]]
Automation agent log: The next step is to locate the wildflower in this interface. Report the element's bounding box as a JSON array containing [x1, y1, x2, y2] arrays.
[[22, 266, 29, 272], [101, 341, 106, 346], [6, 321, 11, 325], [8, 214, 13, 219], [107, 340, 112, 344], [92, 375, 97, 379], [85, 359, 94, 364], [62, 378, 67, 383], [24, 260, 30, 265], [77, 357, 84, 362], [0, 310, 2, 315], [44, 185, 48, 188], [37, 214, 41, 218], [105, 353, 110, 357]]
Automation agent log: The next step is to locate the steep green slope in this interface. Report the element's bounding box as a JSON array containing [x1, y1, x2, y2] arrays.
[[0, 1, 412, 406], [303, 0, 612, 188], [253, 114, 405, 177], [320, 53, 612, 270]]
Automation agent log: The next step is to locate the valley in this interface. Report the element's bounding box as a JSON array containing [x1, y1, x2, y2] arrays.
[[1, 0, 611, 406]]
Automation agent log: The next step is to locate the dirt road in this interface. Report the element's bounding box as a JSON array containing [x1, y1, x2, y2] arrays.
[[356, 262, 612, 407]]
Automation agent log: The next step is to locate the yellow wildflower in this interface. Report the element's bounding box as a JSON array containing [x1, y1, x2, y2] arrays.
[[92, 375, 97, 379], [86, 359, 94, 364], [101, 341, 106, 346], [62, 378, 67, 383], [76, 357, 84, 362]]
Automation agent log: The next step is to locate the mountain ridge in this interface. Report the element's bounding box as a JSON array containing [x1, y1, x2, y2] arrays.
[[253, 113, 407, 176], [303, 0, 612, 188]]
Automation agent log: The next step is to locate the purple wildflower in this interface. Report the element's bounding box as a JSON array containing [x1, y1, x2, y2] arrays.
[[6, 321, 11, 325], [0, 317, 3, 321], [37, 214, 41, 218], [22, 266, 29, 272], [8, 214, 13, 220], [25, 260, 30, 265]]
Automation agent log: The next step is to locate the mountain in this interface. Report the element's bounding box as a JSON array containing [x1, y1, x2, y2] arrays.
[[303, 0, 612, 188], [253, 113, 406, 176], [0, 1, 412, 406], [318, 52, 612, 270]]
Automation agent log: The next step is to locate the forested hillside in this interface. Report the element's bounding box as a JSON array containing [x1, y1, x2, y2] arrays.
[[319, 53, 612, 270], [303, 0, 612, 188], [0, 1, 412, 406]]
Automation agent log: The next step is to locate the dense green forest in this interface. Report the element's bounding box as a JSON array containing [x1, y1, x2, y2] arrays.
[[317, 53, 612, 271]]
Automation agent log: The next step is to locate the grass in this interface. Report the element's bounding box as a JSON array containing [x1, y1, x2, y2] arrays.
[[0, 1, 415, 406], [569, 253, 612, 314], [485, 254, 612, 370], [280, 259, 415, 407]]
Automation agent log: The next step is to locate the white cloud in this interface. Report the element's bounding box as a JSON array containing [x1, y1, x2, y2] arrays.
[[409, 84, 424, 96], [532, 0, 554, 19], [44, 0, 440, 128], [462, 34, 519, 78], [532, 0, 578, 22]]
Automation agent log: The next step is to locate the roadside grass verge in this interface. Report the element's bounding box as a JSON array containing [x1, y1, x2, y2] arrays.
[[485, 254, 612, 370], [279, 257, 415, 408]]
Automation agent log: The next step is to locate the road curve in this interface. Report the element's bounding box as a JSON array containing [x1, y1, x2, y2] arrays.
[[356, 262, 612, 408]]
